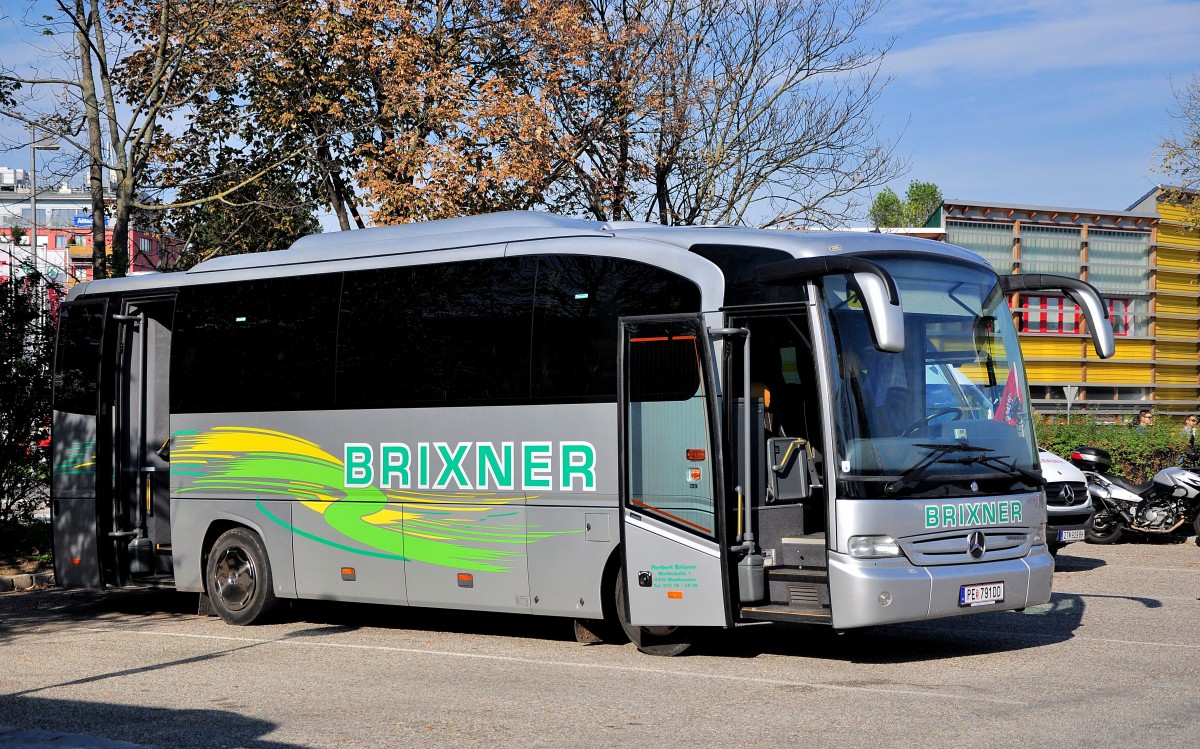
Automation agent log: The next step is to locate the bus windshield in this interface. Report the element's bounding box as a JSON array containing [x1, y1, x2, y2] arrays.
[[821, 256, 1037, 496]]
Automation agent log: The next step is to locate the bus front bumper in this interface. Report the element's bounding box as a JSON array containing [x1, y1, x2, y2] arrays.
[[826, 546, 1054, 630]]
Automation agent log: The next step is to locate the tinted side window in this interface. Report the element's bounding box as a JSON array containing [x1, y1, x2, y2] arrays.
[[172, 274, 340, 412], [53, 301, 106, 415], [530, 255, 702, 402], [689, 244, 800, 306], [337, 257, 536, 407]]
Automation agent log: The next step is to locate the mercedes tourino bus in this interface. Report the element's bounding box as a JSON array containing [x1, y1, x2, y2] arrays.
[[50, 212, 1114, 654]]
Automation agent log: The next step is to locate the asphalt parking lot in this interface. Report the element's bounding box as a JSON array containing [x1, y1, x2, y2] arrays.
[[2, 539, 1198, 749]]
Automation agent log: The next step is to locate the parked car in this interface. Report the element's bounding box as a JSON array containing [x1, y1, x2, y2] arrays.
[[1039, 449, 1094, 555]]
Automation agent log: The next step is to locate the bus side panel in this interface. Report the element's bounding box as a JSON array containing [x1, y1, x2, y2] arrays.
[[291, 507, 407, 606], [404, 501, 531, 613], [52, 411, 104, 587], [169, 498, 297, 599], [51, 300, 109, 588], [168, 403, 618, 614], [518, 402, 621, 619], [51, 497, 103, 588], [525, 505, 616, 618]]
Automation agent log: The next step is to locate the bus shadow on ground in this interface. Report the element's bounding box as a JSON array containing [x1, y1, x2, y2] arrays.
[[285, 598, 578, 643], [0, 695, 308, 749], [701, 590, 1098, 662], [0, 587, 578, 647], [4, 575, 1163, 662], [0, 587, 199, 647]]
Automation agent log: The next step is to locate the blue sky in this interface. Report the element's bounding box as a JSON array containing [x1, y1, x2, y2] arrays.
[[863, 0, 1200, 214], [3, 0, 1199, 223]]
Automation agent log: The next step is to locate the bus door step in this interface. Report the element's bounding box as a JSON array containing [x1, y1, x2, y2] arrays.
[[738, 604, 832, 625], [765, 568, 830, 613], [124, 574, 175, 586]]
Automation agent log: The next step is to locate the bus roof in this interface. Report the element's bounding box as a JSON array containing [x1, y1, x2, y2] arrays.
[[64, 211, 988, 300]]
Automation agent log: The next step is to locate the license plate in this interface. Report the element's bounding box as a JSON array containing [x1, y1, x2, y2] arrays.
[[1058, 529, 1085, 542], [959, 582, 1004, 607]]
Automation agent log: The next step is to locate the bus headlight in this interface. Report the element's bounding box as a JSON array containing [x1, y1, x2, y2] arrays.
[[848, 535, 902, 559]]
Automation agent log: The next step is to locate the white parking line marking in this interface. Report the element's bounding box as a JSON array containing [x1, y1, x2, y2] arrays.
[[78, 627, 1027, 706]]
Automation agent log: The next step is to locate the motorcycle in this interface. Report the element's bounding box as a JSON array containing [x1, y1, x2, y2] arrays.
[[1069, 446, 1200, 544]]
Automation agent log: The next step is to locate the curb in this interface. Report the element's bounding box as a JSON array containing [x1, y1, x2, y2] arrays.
[[0, 572, 55, 592]]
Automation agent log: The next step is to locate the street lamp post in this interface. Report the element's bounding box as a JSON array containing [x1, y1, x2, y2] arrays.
[[28, 123, 60, 315]]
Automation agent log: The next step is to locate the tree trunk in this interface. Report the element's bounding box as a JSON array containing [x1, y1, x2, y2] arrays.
[[74, 0, 108, 279]]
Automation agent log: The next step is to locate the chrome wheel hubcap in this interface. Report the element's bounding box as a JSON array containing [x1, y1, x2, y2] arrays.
[[212, 547, 256, 611]]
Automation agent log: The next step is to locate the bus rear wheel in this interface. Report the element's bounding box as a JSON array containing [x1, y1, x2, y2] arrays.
[[206, 527, 277, 625], [614, 568, 692, 656]]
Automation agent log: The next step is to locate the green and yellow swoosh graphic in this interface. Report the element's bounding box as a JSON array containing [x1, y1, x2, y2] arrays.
[[173, 426, 567, 572], [58, 439, 97, 477]]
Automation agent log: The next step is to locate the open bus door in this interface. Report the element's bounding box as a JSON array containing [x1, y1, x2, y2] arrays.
[[51, 299, 108, 588], [618, 315, 732, 645], [51, 295, 174, 588], [112, 297, 175, 580]]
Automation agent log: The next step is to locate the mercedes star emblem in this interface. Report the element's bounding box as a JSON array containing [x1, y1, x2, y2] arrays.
[[967, 530, 986, 559]]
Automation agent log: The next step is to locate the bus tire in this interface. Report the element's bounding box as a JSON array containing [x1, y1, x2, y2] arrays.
[[206, 527, 277, 625], [614, 568, 692, 657]]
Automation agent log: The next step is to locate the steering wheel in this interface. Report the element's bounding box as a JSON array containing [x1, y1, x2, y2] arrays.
[[902, 407, 964, 436]]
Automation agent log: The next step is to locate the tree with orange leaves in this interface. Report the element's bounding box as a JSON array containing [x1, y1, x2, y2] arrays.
[[4, 0, 906, 264]]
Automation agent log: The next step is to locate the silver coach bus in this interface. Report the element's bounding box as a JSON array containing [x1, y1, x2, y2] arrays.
[[50, 212, 1114, 655]]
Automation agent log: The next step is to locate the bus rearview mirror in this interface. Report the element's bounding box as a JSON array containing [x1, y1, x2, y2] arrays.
[[999, 274, 1115, 359], [755, 255, 904, 354], [850, 270, 904, 353]]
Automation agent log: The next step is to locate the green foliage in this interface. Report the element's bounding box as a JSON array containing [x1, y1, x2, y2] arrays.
[[903, 180, 943, 226], [163, 159, 321, 270], [869, 180, 943, 228], [1037, 413, 1191, 483], [9, 225, 27, 246], [0, 519, 52, 567], [0, 277, 55, 523], [0, 78, 17, 109], [868, 188, 903, 227]]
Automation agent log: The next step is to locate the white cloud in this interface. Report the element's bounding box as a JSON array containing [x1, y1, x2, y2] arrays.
[[872, 0, 1049, 35], [880, 0, 1200, 85]]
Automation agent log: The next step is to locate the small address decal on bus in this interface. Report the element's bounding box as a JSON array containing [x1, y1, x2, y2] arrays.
[[344, 441, 598, 492], [925, 500, 1023, 529]]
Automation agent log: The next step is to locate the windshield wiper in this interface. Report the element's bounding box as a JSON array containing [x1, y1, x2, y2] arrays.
[[943, 453, 1043, 487], [884, 442, 995, 496]]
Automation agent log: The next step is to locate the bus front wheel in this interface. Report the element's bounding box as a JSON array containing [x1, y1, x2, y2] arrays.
[[614, 568, 692, 656], [206, 527, 278, 625]]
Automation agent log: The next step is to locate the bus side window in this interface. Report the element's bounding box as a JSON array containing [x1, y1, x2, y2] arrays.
[[530, 255, 701, 403], [172, 275, 339, 413], [337, 257, 536, 408]]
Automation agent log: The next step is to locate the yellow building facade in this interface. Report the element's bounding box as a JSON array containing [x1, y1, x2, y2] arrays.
[[938, 195, 1199, 417]]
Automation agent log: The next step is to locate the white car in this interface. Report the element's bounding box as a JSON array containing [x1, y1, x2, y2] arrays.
[[1039, 449, 1094, 555]]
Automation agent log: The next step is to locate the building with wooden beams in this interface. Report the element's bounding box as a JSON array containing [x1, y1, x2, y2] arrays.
[[932, 198, 1197, 418]]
